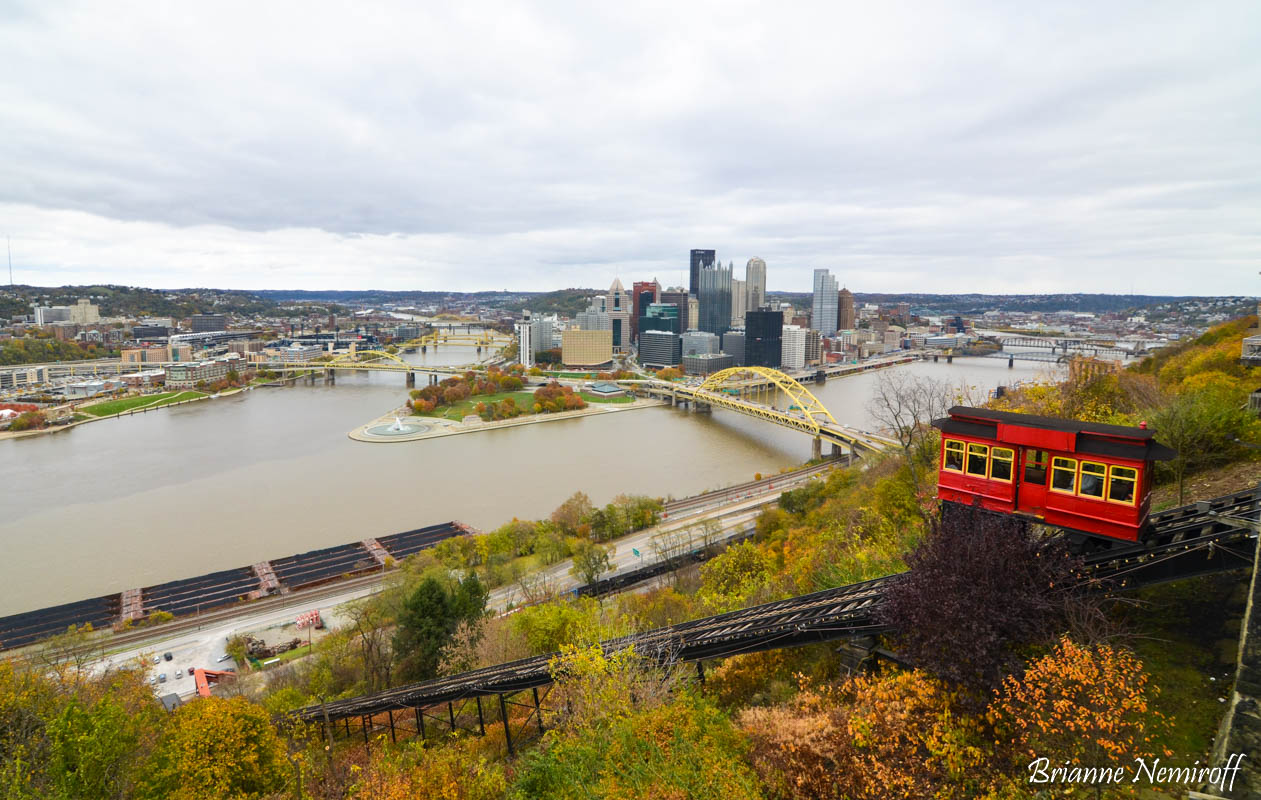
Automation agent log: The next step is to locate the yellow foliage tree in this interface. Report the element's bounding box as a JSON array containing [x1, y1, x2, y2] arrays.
[[136, 696, 288, 800]]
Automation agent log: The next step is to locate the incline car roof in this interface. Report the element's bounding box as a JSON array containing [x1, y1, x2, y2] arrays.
[[943, 406, 1155, 439], [933, 406, 1177, 461]]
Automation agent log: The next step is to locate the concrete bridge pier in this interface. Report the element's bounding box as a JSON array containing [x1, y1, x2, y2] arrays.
[[946, 354, 953, 364], [421, 345, 427, 353], [830, 442, 844, 460], [326, 369, 336, 384], [406, 372, 415, 387], [694, 402, 711, 414], [1008, 356, 1015, 368], [932, 354, 939, 363]]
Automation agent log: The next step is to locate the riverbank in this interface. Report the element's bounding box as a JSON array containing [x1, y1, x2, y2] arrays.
[[349, 395, 665, 442], [0, 388, 243, 442]]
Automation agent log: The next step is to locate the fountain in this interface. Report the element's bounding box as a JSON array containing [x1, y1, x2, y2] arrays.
[[363, 413, 430, 439]]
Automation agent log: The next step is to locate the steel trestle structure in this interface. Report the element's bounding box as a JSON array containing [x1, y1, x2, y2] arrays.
[[288, 487, 1261, 750]]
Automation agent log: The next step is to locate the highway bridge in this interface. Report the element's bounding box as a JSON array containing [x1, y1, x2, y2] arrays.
[[625, 367, 897, 456], [993, 337, 1135, 360], [286, 487, 1261, 753]]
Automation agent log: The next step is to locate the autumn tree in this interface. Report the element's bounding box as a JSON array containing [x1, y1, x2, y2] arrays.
[[879, 506, 1081, 695], [1150, 382, 1258, 504], [865, 371, 954, 519], [697, 540, 774, 613], [136, 696, 287, 800], [740, 670, 999, 800], [989, 636, 1170, 794], [550, 491, 594, 535], [569, 540, 614, 585]]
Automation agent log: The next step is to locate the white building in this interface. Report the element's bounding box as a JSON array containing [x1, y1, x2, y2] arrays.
[[781, 325, 807, 370], [271, 344, 324, 362], [515, 313, 535, 369], [32, 306, 70, 325]]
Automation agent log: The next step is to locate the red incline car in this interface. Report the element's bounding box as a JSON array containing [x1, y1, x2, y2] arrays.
[[932, 406, 1177, 543]]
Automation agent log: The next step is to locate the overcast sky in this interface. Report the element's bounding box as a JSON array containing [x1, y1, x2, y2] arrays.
[[1, 1, 1258, 294]]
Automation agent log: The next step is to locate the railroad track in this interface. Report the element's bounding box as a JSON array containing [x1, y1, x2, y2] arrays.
[[291, 487, 1261, 727]]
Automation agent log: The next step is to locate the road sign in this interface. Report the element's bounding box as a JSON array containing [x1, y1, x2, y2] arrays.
[[632, 548, 641, 557]]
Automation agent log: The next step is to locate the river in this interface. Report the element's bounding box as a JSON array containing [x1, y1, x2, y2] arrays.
[[0, 350, 1055, 615]]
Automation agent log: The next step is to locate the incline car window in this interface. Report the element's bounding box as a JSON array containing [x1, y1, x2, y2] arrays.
[[1108, 466, 1138, 504], [1051, 457, 1077, 493], [1079, 462, 1107, 498], [943, 440, 965, 471], [1023, 449, 1048, 485], [966, 443, 989, 477], [990, 447, 1014, 482]]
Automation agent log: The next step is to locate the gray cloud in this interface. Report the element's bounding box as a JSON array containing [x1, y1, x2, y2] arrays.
[[0, 0, 1258, 293]]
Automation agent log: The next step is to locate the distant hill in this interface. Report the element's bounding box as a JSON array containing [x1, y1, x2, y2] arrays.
[[0, 285, 279, 320], [766, 291, 1232, 315]]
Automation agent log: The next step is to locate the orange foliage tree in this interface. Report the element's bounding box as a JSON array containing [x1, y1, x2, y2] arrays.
[[740, 670, 1000, 800], [989, 636, 1170, 782]]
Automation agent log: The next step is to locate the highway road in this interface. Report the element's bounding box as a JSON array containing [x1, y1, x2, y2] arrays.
[[93, 464, 837, 699]]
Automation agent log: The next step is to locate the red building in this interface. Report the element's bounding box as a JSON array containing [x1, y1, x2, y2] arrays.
[[631, 279, 661, 343]]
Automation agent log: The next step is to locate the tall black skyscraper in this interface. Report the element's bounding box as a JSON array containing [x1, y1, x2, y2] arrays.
[[689, 249, 715, 296], [745, 310, 783, 368]]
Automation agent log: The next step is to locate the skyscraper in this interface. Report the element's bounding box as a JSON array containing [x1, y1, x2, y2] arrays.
[[745, 310, 783, 368], [838, 287, 856, 330], [811, 269, 839, 337], [689, 249, 715, 296], [698, 261, 733, 336], [606, 278, 631, 352], [745, 257, 766, 311], [730, 277, 747, 327], [781, 325, 807, 370], [631, 279, 661, 343], [515, 311, 535, 369], [660, 288, 690, 335], [639, 302, 680, 336]]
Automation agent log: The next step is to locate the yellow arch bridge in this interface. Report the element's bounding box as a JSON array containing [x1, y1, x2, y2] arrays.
[[266, 349, 489, 385], [627, 367, 896, 456]]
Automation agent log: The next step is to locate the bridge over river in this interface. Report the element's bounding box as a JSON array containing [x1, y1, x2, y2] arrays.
[[624, 367, 898, 457]]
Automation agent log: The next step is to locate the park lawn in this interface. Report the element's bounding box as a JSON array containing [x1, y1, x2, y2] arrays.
[[541, 371, 602, 379], [417, 390, 539, 421], [579, 391, 634, 404], [81, 391, 207, 417], [81, 392, 177, 416]]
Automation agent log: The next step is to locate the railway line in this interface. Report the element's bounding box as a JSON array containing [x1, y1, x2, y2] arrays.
[[289, 487, 1261, 742]]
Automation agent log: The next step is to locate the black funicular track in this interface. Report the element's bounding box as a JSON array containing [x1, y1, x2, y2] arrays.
[[292, 488, 1261, 726]]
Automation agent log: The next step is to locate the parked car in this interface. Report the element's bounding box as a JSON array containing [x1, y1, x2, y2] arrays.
[[152, 655, 161, 664], [157, 673, 167, 683], [163, 652, 173, 661], [148, 675, 156, 685], [175, 670, 182, 679], [217, 653, 233, 663]]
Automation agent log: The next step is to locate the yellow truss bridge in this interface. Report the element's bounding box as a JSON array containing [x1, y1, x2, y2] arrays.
[[407, 330, 513, 348], [633, 366, 895, 455]]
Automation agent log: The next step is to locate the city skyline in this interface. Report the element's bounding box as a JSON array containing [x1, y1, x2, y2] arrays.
[[2, 2, 1258, 294]]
